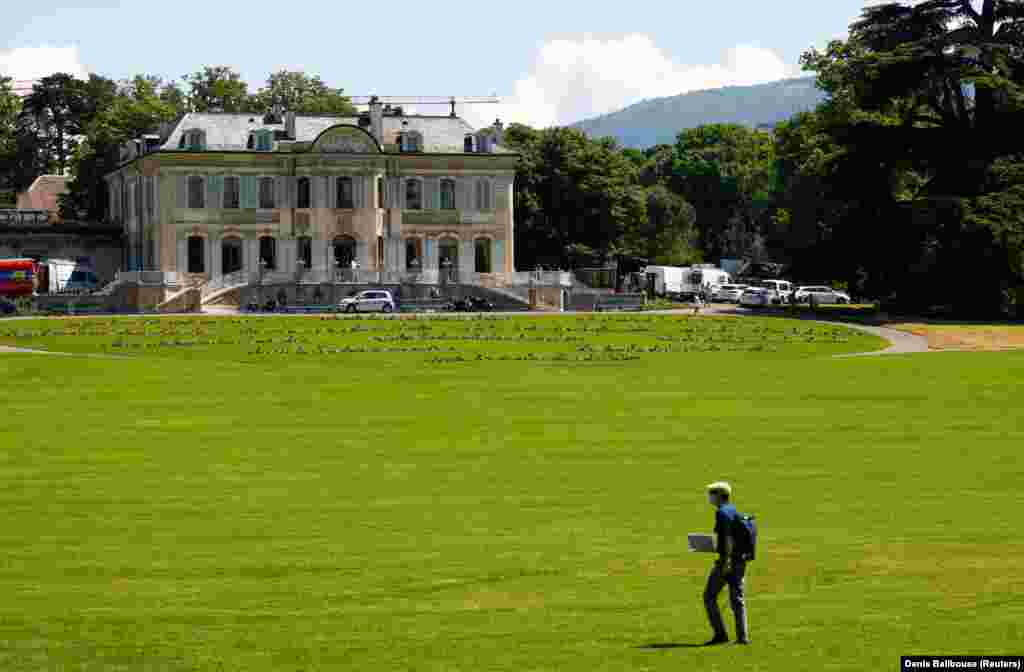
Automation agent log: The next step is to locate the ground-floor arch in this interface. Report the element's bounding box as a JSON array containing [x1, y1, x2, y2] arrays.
[[222, 237, 243, 275], [439, 236, 459, 282], [333, 235, 356, 269]]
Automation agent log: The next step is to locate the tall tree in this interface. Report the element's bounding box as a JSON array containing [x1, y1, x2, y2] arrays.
[[0, 76, 21, 195], [799, 1, 1024, 314], [61, 75, 177, 220], [251, 70, 356, 115], [505, 124, 646, 268], [671, 124, 776, 260], [19, 73, 90, 175], [182, 66, 250, 113]]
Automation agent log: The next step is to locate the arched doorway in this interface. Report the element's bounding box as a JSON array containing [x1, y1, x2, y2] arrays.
[[222, 237, 242, 275], [439, 237, 459, 283], [259, 236, 277, 270], [333, 236, 357, 279]]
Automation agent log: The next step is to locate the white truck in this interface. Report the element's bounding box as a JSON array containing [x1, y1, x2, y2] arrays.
[[36, 258, 98, 294], [643, 266, 688, 299], [681, 265, 732, 301]]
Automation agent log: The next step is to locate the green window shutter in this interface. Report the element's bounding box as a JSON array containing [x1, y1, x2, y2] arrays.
[[175, 175, 188, 209], [206, 175, 222, 209], [242, 176, 258, 209], [493, 239, 505, 272]]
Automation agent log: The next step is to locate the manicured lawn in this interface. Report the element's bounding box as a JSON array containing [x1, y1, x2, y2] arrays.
[[1, 314, 1022, 671]]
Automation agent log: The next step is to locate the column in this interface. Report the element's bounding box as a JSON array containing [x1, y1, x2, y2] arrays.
[[211, 237, 222, 279], [356, 239, 371, 271], [460, 239, 474, 279], [311, 238, 329, 273], [176, 239, 187, 274], [424, 238, 437, 271], [278, 239, 296, 275]]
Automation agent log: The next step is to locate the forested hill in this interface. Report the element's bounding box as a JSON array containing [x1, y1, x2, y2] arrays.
[[572, 77, 825, 148]]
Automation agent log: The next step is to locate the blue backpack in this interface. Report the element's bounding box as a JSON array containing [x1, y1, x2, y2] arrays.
[[733, 514, 758, 561]]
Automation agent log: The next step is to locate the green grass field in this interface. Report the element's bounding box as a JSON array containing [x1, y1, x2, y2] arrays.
[[1, 314, 1022, 671]]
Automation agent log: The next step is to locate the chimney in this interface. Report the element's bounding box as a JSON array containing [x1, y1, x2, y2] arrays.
[[369, 95, 383, 145], [493, 118, 504, 146], [285, 111, 296, 140]]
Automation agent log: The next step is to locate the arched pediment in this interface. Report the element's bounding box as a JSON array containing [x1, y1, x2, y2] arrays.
[[311, 124, 382, 154]]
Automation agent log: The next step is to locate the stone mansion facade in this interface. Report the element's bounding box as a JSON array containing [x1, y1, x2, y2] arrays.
[[103, 101, 517, 288]]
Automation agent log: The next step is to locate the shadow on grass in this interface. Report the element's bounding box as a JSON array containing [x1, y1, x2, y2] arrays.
[[635, 642, 705, 650]]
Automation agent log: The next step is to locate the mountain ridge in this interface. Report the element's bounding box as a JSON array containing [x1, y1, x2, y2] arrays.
[[571, 76, 826, 148]]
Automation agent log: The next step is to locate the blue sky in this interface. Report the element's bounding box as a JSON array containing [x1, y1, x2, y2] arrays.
[[2, 0, 872, 128]]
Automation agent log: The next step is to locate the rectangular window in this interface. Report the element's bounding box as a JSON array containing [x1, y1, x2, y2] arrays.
[[377, 177, 384, 209], [440, 180, 456, 210], [223, 177, 240, 209], [145, 179, 154, 219], [187, 176, 204, 209], [258, 177, 275, 209], [405, 179, 421, 210], [337, 177, 354, 209], [297, 178, 311, 208]]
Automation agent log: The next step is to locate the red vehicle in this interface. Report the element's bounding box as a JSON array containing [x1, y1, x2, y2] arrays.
[[0, 259, 38, 297]]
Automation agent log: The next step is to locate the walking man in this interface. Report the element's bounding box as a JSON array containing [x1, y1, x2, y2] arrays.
[[703, 481, 751, 645]]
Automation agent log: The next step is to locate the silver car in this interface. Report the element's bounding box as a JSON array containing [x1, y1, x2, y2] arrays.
[[338, 290, 396, 313], [739, 287, 772, 307], [793, 286, 852, 304], [713, 284, 748, 303]]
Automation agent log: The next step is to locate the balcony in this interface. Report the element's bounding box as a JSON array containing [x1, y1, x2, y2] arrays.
[[0, 209, 52, 227]]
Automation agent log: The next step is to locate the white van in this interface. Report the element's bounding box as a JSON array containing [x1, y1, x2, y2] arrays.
[[758, 279, 794, 304]]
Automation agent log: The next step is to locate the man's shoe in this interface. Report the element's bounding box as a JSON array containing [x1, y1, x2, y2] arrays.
[[703, 635, 729, 646]]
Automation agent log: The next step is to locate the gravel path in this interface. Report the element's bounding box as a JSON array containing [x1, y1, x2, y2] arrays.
[[826, 322, 929, 356]]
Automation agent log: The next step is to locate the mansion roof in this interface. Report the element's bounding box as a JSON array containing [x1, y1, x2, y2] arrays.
[[161, 112, 512, 154]]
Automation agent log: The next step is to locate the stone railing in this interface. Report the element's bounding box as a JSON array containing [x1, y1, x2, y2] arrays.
[[115, 270, 180, 286], [201, 270, 250, 298], [508, 271, 573, 287]]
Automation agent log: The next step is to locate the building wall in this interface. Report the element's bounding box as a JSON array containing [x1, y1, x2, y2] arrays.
[[106, 150, 517, 282]]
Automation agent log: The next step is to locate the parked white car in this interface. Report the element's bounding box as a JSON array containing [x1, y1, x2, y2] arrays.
[[739, 287, 773, 307], [338, 290, 396, 313], [758, 280, 794, 304], [793, 286, 852, 304], [712, 284, 748, 303]]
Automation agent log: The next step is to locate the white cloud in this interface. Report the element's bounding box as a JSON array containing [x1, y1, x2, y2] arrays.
[[0, 45, 89, 90], [462, 34, 799, 130]]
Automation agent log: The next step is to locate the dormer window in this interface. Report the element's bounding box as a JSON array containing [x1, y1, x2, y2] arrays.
[[250, 130, 273, 151], [180, 129, 206, 151], [401, 130, 422, 153]]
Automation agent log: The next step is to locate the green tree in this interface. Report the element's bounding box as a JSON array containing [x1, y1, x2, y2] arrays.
[[182, 66, 250, 113], [630, 184, 700, 266], [60, 75, 177, 220], [800, 1, 1024, 314], [0, 76, 22, 195], [251, 70, 356, 115], [671, 124, 776, 260], [505, 125, 645, 268], [18, 73, 90, 175]]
